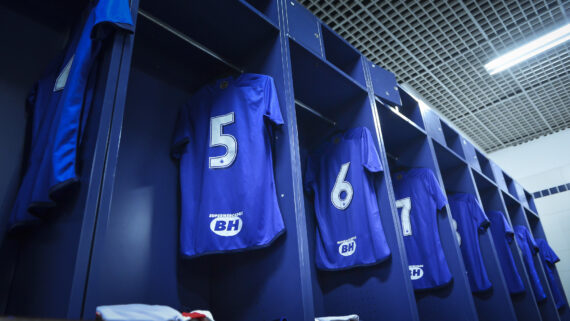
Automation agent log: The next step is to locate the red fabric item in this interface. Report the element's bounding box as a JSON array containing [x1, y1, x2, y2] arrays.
[[182, 312, 207, 318]]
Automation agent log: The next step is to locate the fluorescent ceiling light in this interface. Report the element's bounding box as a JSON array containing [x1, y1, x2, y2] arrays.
[[485, 23, 570, 75]]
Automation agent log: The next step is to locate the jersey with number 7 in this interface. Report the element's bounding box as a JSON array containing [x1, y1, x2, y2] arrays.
[[304, 127, 390, 270], [172, 74, 285, 258], [392, 168, 452, 290]]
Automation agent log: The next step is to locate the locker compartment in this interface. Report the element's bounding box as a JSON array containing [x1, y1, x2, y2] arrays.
[[527, 214, 570, 320], [525, 190, 538, 213], [397, 87, 426, 130], [0, 0, 126, 317], [503, 173, 520, 201], [504, 194, 561, 321], [81, 2, 314, 320], [472, 170, 543, 321], [475, 150, 496, 183], [440, 121, 466, 160], [240, 0, 279, 26], [376, 105, 478, 321], [320, 25, 366, 87], [288, 37, 419, 321], [515, 182, 529, 209], [432, 141, 518, 321], [526, 214, 564, 321]]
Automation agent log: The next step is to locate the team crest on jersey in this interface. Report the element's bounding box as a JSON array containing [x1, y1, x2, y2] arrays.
[[209, 211, 243, 236], [409, 265, 424, 280], [337, 236, 357, 256]]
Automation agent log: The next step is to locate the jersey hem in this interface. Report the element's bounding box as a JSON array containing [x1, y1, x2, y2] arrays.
[[471, 284, 493, 293], [316, 252, 392, 271], [413, 276, 454, 292], [180, 227, 286, 259], [48, 177, 80, 201]]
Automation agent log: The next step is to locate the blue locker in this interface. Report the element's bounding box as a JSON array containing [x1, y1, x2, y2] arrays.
[[473, 170, 543, 321], [0, 0, 131, 318], [283, 9, 420, 317], [503, 193, 561, 321], [432, 141, 518, 321], [375, 99, 479, 321], [82, 1, 315, 320]]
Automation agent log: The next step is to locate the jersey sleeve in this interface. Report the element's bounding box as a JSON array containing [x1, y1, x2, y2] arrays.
[[264, 77, 284, 126], [471, 197, 490, 233], [172, 105, 192, 159], [540, 240, 561, 264], [425, 169, 447, 210], [360, 128, 383, 173], [91, 0, 134, 39]]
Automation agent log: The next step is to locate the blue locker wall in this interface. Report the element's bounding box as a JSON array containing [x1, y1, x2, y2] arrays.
[[432, 141, 517, 321], [472, 170, 543, 321], [375, 101, 479, 321], [1, 0, 566, 320], [503, 193, 561, 321]]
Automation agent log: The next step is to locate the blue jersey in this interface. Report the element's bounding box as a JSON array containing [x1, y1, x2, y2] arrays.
[[487, 211, 524, 294], [536, 238, 566, 309], [448, 193, 491, 292], [304, 127, 390, 270], [392, 168, 451, 290], [515, 225, 547, 302], [9, 0, 133, 228], [172, 74, 285, 257]]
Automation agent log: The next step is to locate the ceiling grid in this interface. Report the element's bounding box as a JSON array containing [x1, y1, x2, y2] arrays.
[[299, 0, 570, 152]]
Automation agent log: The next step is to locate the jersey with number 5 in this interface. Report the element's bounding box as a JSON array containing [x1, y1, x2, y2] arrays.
[[392, 168, 451, 290], [172, 74, 285, 257], [304, 127, 390, 270]]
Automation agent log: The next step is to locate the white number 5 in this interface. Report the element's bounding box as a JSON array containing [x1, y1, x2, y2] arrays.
[[209, 112, 237, 169], [396, 197, 412, 236], [331, 162, 353, 210]]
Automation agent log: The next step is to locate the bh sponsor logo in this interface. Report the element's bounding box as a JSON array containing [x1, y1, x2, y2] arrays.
[[409, 265, 424, 280], [337, 236, 357, 256], [209, 212, 243, 236]]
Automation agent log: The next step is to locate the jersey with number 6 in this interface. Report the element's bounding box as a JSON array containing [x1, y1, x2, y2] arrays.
[[304, 127, 390, 270], [392, 168, 451, 290], [172, 74, 285, 257]]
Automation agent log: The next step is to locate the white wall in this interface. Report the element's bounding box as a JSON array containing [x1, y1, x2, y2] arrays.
[[490, 128, 570, 302]]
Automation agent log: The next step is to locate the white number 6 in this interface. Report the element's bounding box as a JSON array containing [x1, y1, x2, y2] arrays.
[[209, 112, 237, 169], [396, 197, 412, 236], [331, 162, 353, 210]]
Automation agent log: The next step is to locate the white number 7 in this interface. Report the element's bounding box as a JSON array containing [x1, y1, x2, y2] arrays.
[[209, 112, 237, 169], [396, 197, 412, 236]]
